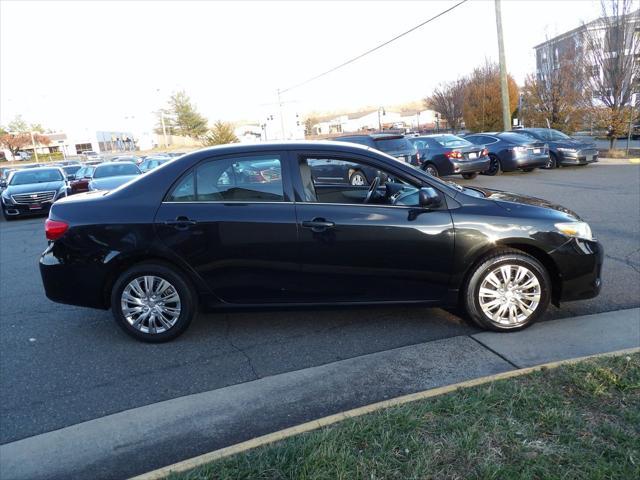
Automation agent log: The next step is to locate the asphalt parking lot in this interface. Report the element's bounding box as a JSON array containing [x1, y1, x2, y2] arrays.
[[1, 162, 639, 446]]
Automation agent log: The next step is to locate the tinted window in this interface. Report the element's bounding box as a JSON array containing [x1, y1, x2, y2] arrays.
[[169, 155, 284, 202], [373, 138, 412, 151], [62, 165, 82, 175], [518, 131, 540, 140], [9, 169, 63, 185], [430, 135, 473, 148], [499, 132, 534, 144], [93, 163, 140, 178]]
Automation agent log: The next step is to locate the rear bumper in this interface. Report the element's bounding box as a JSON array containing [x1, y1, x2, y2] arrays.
[[551, 238, 603, 302], [40, 245, 109, 309], [514, 154, 549, 169], [451, 157, 491, 174]]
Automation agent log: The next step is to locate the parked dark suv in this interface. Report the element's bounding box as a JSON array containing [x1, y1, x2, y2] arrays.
[[464, 132, 550, 176], [407, 134, 490, 179], [40, 141, 602, 342], [516, 128, 598, 169], [332, 133, 419, 170]]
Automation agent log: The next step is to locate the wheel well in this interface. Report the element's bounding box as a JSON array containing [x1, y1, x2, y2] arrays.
[[102, 255, 202, 309], [461, 243, 562, 306]]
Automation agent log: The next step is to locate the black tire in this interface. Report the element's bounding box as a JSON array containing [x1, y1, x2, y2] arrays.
[[543, 152, 558, 169], [461, 172, 478, 179], [482, 155, 502, 176], [111, 262, 197, 342], [349, 170, 367, 186], [423, 163, 439, 177], [463, 248, 551, 332]]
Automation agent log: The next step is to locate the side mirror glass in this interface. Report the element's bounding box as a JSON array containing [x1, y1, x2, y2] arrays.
[[418, 187, 441, 209]]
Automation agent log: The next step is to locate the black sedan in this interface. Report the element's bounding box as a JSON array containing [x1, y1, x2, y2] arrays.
[[40, 141, 602, 342], [407, 134, 490, 179], [516, 128, 598, 169], [1, 167, 69, 220], [464, 132, 550, 175]]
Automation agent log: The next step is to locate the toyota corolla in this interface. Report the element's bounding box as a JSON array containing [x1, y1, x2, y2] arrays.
[[39, 141, 602, 342]]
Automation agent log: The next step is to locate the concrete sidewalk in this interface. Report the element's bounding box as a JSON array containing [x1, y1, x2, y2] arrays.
[[1, 308, 638, 480]]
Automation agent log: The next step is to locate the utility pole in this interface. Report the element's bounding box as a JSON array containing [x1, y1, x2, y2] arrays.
[[160, 112, 168, 148], [277, 89, 285, 140], [494, 0, 511, 131], [626, 93, 636, 156], [30, 131, 39, 162]]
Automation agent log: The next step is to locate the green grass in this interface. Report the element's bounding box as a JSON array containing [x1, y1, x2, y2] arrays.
[[171, 353, 640, 480]]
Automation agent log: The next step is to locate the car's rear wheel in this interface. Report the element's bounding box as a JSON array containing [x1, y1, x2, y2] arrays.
[[423, 163, 439, 177], [349, 170, 367, 186], [461, 172, 478, 179], [482, 155, 502, 176], [111, 262, 196, 342], [463, 249, 550, 331]]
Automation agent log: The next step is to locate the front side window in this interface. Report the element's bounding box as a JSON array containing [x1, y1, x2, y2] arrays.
[[168, 154, 284, 202], [300, 156, 418, 206]]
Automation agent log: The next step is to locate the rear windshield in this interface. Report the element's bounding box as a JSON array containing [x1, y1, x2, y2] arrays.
[[62, 165, 82, 175], [9, 169, 63, 185], [93, 163, 140, 178], [373, 138, 413, 151], [499, 132, 534, 144], [430, 135, 473, 148]]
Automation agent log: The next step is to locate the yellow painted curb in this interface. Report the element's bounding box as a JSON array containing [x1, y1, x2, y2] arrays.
[[131, 347, 639, 480], [629, 158, 640, 164]]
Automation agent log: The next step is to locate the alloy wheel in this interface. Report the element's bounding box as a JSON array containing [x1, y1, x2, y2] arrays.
[[121, 275, 182, 334], [350, 172, 366, 186], [477, 264, 541, 326], [424, 165, 439, 177]]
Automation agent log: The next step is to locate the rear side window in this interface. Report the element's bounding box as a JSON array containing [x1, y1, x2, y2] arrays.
[[168, 154, 284, 202], [373, 138, 411, 151]]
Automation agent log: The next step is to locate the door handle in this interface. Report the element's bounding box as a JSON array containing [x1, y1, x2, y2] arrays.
[[302, 218, 335, 232], [164, 216, 197, 230]]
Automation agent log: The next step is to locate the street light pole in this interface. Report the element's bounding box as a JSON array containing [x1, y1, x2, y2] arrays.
[[30, 131, 39, 162], [495, 0, 511, 131]]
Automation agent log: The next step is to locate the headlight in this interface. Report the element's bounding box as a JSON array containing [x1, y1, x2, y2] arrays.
[[557, 147, 578, 154], [1, 192, 12, 204], [555, 221, 593, 241]]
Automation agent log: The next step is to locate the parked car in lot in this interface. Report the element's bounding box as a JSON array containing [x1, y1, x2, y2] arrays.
[[1, 167, 68, 220], [61, 164, 82, 180], [463, 132, 550, 176], [69, 165, 96, 194], [88, 162, 141, 191], [516, 128, 598, 169], [40, 141, 602, 342], [332, 133, 420, 172], [82, 150, 102, 161], [139, 156, 171, 173], [111, 155, 141, 164], [407, 134, 490, 179]]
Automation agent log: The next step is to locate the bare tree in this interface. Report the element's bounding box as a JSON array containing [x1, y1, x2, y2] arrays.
[[425, 79, 466, 132], [521, 43, 590, 133], [583, 0, 639, 149]]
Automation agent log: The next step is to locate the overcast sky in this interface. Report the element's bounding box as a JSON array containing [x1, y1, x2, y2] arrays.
[[1, 0, 603, 133]]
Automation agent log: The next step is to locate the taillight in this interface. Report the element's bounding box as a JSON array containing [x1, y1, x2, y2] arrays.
[[481, 148, 489, 157], [45, 219, 68, 240], [445, 151, 463, 159]]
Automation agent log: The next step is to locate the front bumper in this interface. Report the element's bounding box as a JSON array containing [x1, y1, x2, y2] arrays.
[[558, 150, 599, 165], [551, 238, 603, 302], [2, 200, 53, 217], [451, 157, 491, 174]]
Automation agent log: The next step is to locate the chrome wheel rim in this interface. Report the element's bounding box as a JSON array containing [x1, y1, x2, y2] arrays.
[[425, 166, 438, 177], [478, 264, 541, 326], [121, 275, 181, 334], [350, 173, 366, 186]]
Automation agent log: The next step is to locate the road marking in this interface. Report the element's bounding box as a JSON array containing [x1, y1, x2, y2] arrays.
[[130, 346, 640, 480]]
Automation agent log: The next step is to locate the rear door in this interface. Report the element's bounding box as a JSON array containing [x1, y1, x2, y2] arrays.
[[154, 151, 301, 304]]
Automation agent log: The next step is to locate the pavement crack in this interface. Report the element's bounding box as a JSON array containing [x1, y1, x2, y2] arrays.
[[468, 335, 521, 369], [225, 320, 260, 380]]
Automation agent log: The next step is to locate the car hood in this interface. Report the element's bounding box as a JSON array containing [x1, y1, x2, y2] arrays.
[[89, 175, 138, 191], [473, 187, 581, 220], [3, 181, 65, 195], [553, 138, 596, 149]]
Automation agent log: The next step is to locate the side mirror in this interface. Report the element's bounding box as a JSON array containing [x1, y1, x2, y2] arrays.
[[418, 187, 441, 209]]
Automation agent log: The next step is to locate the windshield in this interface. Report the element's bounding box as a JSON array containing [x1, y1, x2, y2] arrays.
[[93, 163, 140, 178], [9, 169, 64, 185], [430, 135, 473, 148]]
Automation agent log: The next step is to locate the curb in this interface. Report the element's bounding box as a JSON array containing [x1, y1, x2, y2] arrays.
[[130, 346, 640, 480]]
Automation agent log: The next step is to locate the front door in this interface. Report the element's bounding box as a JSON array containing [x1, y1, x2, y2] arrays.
[[154, 152, 300, 304], [291, 152, 454, 303]]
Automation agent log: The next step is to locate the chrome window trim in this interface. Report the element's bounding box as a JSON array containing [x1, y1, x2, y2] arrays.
[[161, 200, 421, 210]]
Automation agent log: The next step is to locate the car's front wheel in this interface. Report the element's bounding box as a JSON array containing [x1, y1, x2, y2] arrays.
[[463, 249, 550, 331], [111, 262, 196, 342]]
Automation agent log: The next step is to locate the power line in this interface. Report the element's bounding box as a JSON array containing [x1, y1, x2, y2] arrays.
[[280, 0, 469, 94]]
